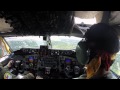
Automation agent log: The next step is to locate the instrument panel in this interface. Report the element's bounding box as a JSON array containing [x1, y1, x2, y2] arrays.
[[11, 46, 81, 79], [20, 46, 75, 56]]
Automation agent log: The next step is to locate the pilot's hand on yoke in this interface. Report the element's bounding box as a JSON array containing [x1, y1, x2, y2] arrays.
[[6, 60, 14, 68], [36, 76, 43, 79]]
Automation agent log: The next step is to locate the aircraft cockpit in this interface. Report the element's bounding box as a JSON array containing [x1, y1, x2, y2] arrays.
[[0, 36, 84, 79], [0, 11, 120, 79]]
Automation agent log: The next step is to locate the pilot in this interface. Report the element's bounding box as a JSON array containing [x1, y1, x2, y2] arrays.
[[0, 60, 35, 79], [0, 60, 14, 79], [76, 23, 119, 79]]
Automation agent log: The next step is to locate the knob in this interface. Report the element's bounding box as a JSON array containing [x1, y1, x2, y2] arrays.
[[15, 60, 21, 68], [74, 66, 80, 75]]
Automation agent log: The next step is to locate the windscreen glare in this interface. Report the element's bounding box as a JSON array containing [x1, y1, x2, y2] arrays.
[[50, 36, 82, 50], [5, 36, 45, 51]]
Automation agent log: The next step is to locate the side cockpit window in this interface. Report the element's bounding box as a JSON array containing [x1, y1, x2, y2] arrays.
[[0, 39, 8, 58]]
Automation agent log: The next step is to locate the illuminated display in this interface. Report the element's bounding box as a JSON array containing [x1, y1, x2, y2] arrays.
[[65, 58, 71, 63], [29, 56, 34, 63]]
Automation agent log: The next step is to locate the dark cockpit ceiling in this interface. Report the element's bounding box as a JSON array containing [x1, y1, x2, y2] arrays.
[[0, 11, 120, 37]]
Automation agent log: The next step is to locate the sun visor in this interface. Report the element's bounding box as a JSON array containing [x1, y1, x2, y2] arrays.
[[75, 11, 103, 23], [108, 11, 120, 37], [109, 11, 120, 25], [0, 18, 13, 33]]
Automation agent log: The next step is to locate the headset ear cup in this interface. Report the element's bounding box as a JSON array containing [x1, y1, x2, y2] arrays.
[[76, 41, 89, 65]]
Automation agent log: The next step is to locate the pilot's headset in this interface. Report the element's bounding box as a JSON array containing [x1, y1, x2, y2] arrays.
[[76, 38, 90, 65]]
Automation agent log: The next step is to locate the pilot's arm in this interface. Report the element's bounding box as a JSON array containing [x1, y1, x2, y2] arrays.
[[0, 60, 15, 79], [36, 76, 43, 79]]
